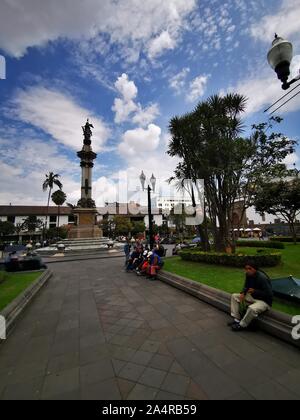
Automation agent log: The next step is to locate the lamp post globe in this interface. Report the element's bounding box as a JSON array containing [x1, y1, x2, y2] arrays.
[[150, 174, 156, 193], [267, 34, 293, 90], [139, 171, 146, 191]]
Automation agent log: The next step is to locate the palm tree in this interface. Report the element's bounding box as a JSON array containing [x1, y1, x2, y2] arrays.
[[51, 190, 67, 235], [42, 172, 63, 236], [168, 93, 248, 253]]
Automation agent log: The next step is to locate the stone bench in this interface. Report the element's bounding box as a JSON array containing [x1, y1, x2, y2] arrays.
[[158, 270, 300, 349]]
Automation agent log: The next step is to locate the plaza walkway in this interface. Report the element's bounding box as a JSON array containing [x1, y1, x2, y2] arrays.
[[0, 257, 300, 400]]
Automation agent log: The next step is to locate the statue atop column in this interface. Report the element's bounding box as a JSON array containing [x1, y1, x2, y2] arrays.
[[82, 119, 94, 145]]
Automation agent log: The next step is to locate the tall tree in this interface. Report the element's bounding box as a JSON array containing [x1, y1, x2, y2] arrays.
[[114, 216, 133, 237], [168, 95, 296, 253], [21, 216, 44, 232], [254, 176, 300, 244], [0, 221, 15, 237], [42, 172, 62, 234], [169, 94, 249, 252], [51, 190, 67, 233]]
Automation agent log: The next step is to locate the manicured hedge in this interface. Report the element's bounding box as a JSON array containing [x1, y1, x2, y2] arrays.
[[270, 237, 300, 243], [237, 241, 285, 249], [179, 250, 282, 268]]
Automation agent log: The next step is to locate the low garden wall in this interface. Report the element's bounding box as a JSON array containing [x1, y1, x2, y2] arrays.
[[0, 269, 52, 340], [158, 270, 300, 349]]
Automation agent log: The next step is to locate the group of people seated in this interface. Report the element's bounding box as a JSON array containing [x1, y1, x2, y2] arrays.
[[125, 243, 165, 280]]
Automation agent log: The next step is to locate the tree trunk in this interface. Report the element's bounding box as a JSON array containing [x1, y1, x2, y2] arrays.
[[45, 188, 52, 240], [57, 205, 60, 238], [289, 222, 298, 245]]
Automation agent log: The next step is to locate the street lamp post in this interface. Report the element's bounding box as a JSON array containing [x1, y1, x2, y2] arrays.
[[140, 171, 156, 250], [267, 34, 300, 90]]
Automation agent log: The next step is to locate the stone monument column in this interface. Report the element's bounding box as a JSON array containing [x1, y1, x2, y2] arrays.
[[78, 119, 97, 202], [68, 120, 102, 239]]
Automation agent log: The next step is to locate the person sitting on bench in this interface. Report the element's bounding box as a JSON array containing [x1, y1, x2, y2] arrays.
[[229, 261, 273, 332]]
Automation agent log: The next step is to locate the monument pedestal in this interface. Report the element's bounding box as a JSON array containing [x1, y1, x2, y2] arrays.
[[68, 208, 102, 239]]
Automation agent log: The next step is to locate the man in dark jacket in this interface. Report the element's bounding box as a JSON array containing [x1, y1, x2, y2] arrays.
[[229, 262, 273, 331]]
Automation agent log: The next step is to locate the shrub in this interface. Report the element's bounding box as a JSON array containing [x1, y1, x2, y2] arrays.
[[270, 237, 300, 243], [179, 250, 281, 268], [237, 240, 285, 249]]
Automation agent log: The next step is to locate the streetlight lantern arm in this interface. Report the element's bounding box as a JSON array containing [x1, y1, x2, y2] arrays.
[[267, 35, 296, 90]]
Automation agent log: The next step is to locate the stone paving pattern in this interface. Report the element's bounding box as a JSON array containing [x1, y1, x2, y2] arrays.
[[0, 258, 300, 400]]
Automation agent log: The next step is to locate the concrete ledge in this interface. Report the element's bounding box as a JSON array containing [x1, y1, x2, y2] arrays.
[[0, 269, 52, 340], [158, 270, 300, 349]]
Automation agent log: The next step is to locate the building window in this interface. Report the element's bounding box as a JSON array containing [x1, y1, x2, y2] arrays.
[[7, 216, 15, 224], [68, 215, 75, 224], [49, 215, 57, 228], [262, 214, 266, 222]]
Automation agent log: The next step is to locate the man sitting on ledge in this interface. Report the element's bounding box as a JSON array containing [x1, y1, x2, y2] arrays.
[[229, 262, 273, 332]]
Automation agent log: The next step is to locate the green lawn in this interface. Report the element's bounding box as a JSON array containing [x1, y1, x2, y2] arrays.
[[0, 271, 42, 312], [164, 244, 300, 316]]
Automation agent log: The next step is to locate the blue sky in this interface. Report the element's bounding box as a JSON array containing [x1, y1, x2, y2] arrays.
[[0, 0, 300, 207]]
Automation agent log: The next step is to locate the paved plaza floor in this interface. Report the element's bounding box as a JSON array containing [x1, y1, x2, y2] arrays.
[[0, 257, 300, 400]]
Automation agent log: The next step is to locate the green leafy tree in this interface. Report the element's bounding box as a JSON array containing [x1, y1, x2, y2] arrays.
[[42, 172, 63, 231], [22, 216, 44, 232], [168, 94, 297, 253], [51, 190, 67, 231], [99, 218, 115, 238], [132, 221, 146, 236], [114, 216, 133, 237], [254, 176, 300, 244], [46, 226, 68, 240], [0, 221, 15, 237]]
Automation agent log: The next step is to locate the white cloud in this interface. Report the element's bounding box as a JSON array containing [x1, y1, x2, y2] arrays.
[[112, 73, 159, 126], [231, 56, 300, 115], [132, 104, 160, 127], [251, 0, 300, 44], [169, 67, 190, 95], [7, 86, 110, 152], [0, 134, 82, 205], [148, 31, 176, 59], [0, 0, 196, 60], [118, 124, 161, 157], [112, 74, 138, 124], [186, 74, 209, 103], [114, 73, 138, 102], [283, 152, 299, 168]]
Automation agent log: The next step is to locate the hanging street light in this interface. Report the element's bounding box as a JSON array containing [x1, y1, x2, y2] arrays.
[[267, 34, 300, 90]]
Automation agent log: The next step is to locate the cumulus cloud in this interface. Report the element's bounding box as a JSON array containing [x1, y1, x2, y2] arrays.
[[0, 133, 81, 205], [112, 74, 138, 124], [132, 104, 160, 127], [118, 124, 161, 157], [112, 73, 159, 126], [6, 86, 110, 152], [0, 0, 196, 60], [231, 55, 300, 115], [169, 67, 190, 95], [186, 74, 210, 103], [251, 0, 300, 44], [148, 31, 176, 59]]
